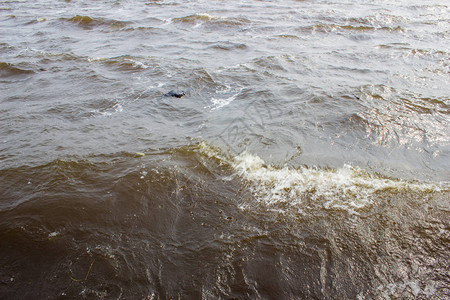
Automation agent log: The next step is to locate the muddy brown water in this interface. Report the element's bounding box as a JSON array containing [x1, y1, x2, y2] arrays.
[[1, 0, 449, 298]]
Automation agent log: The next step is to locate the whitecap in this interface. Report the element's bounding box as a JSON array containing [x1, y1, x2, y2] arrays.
[[206, 86, 242, 111], [209, 94, 238, 111], [197, 142, 442, 214]]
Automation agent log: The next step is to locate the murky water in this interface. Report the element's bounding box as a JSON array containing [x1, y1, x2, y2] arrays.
[[1, 0, 449, 298]]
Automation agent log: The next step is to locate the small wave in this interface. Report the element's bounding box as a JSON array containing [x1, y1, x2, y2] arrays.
[[251, 55, 289, 73], [99, 103, 123, 117], [0, 42, 15, 53], [0, 61, 34, 77], [66, 15, 95, 24], [145, 0, 179, 6], [17, 48, 84, 63], [24, 17, 47, 25], [347, 14, 407, 27], [120, 26, 159, 33], [62, 15, 130, 29], [197, 142, 442, 214], [376, 44, 449, 58], [172, 13, 250, 28], [173, 13, 214, 23], [208, 42, 247, 51], [273, 34, 300, 39], [88, 55, 154, 71], [303, 23, 403, 33], [406, 48, 449, 59]]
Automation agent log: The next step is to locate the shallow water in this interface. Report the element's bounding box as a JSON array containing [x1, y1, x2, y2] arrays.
[[1, 0, 449, 298]]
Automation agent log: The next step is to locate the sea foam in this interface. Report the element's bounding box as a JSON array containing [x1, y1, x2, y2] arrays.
[[198, 142, 441, 213]]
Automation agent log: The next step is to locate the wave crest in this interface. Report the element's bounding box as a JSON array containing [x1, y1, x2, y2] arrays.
[[197, 142, 443, 214]]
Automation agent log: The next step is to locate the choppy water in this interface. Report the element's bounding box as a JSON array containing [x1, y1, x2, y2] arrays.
[[1, 0, 449, 298]]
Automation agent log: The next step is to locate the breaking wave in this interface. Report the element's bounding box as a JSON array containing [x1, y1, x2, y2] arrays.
[[197, 142, 444, 214]]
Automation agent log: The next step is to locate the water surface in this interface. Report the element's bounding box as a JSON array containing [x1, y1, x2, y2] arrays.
[[1, 0, 449, 298]]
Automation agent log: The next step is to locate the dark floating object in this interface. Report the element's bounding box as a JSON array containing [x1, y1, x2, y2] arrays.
[[165, 90, 185, 98]]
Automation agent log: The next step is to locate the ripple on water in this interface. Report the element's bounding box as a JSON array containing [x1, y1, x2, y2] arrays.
[[171, 13, 251, 30], [355, 85, 450, 147], [0, 61, 34, 77], [61, 15, 131, 30]]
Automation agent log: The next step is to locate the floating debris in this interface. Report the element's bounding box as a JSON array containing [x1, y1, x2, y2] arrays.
[[164, 90, 185, 98]]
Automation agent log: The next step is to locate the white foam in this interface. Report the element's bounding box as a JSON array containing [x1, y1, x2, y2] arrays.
[[209, 94, 238, 111], [206, 86, 242, 111], [124, 58, 150, 69], [90, 102, 123, 117], [87, 57, 106, 63], [197, 142, 441, 214], [48, 231, 60, 238], [196, 13, 213, 19], [101, 103, 123, 116], [370, 280, 437, 298]]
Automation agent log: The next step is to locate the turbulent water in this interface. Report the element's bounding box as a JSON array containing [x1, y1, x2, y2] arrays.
[[1, 0, 449, 298]]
